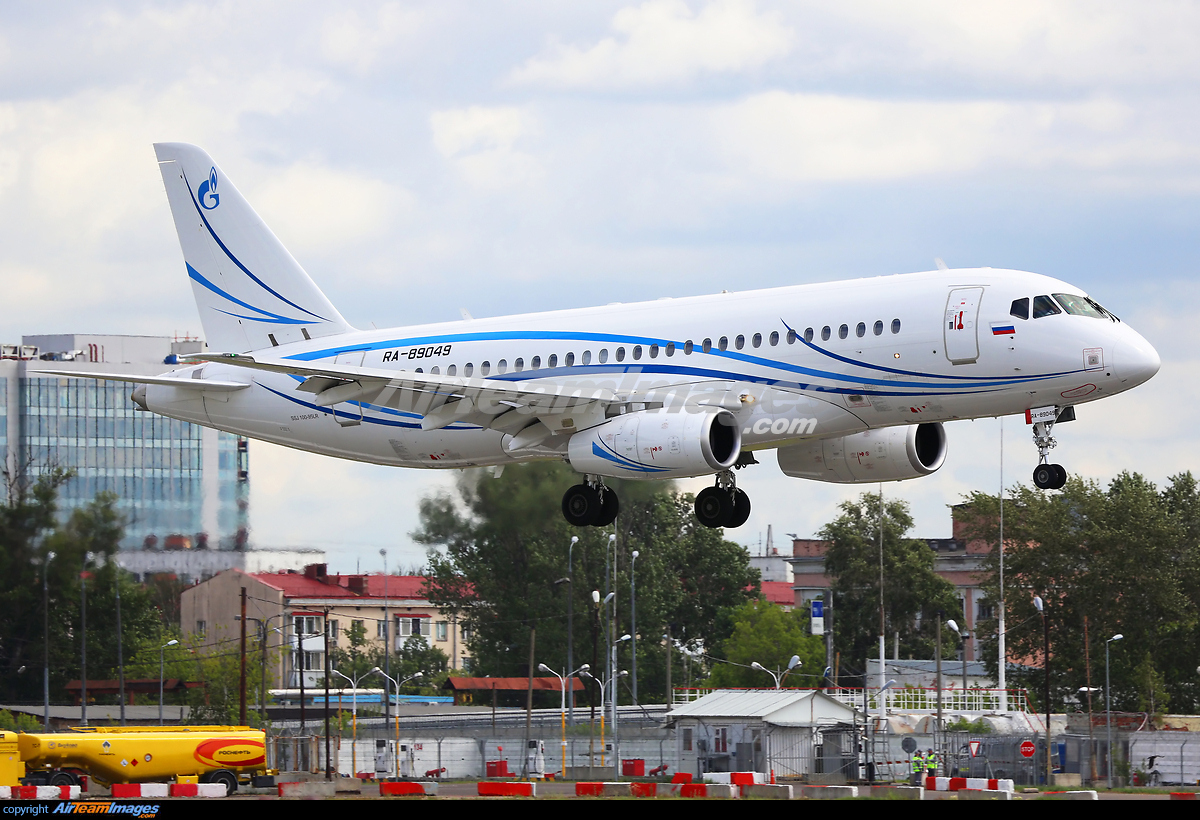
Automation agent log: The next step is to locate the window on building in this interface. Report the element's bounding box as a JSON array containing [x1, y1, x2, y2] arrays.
[[326, 619, 339, 646], [436, 622, 449, 641], [294, 615, 322, 637], [682, 728, 693, 752], [196, 620, 206, 637]]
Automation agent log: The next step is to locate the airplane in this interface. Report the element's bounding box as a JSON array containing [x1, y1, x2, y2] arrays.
[[37, 143, 1161, 529]]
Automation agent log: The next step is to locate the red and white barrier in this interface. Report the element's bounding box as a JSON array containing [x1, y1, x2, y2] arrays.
[[478, 781, 536, 797], [0, 785, 81, 800], [112, 782, 226, 798], [925, 776, 1014, 793]]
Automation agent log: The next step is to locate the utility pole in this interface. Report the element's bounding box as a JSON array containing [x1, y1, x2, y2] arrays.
[[239, 587, 247, 725]]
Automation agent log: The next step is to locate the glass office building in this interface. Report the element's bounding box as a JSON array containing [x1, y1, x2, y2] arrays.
[[2, 335, 248, 550]]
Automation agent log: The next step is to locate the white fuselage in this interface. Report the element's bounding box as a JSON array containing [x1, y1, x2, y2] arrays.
[[144, 268, 1159, 472]]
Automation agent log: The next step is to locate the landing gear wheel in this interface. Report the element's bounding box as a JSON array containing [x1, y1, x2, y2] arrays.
[[48, 771, 78, 787], [594, 487, 620, 527], [1033, 464, 1056, 490], [695, 487, 733, 528], [726, 488, 751, 528], [207, 769, 238, 795], [1051, 464, 1068, 490], [562, 484, 602, 527]]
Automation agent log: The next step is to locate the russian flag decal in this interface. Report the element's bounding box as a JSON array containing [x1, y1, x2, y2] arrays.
[[991, 323, 1016, 336]]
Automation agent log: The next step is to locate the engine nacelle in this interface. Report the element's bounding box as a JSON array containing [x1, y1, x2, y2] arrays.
[[776, 423, 947, 483], [567, 408, 741, 479]]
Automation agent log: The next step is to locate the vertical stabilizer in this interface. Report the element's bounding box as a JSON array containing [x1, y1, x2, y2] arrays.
[[154, 143, 353, 353]]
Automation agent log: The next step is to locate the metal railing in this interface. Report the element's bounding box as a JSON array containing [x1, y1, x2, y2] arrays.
[[672, 686, 1033, 715]]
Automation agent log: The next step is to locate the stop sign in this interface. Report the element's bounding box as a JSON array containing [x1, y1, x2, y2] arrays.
[[1019, 740, 1036, 758]]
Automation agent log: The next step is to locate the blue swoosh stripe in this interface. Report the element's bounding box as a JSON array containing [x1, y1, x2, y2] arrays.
[[260, 382, 482, 430], [182, 169, 329, 323], [591, 440, 670, 473]]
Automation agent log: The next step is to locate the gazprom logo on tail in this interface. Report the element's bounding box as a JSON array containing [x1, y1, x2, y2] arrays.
[[197, 166, 220, 209]]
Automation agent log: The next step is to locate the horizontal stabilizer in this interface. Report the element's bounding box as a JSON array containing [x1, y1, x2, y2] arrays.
[[29, 369, 250, 391]]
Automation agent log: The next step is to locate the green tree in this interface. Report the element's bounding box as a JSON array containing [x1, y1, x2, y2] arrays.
[[708, 600, 826, 688], [820, 493, 960, 672], [962, 471, 1200, 713], [416, 461, 758, 704]]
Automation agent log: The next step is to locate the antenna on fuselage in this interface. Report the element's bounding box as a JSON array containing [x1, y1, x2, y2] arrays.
[[934, 258, 949, 271]]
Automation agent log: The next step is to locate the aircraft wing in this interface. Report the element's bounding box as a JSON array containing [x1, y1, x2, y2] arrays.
[[28, 369, 251, 391]]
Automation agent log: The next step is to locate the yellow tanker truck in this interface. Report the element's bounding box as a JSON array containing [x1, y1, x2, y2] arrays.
[[3, 726, 269, 794]]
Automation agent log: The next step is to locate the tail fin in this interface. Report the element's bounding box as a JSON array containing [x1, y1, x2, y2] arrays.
[[154, 143, 353, 353]]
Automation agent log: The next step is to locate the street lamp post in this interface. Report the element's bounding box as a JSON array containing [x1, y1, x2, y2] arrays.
[[947, 619, 969, 695], [332, 667, 376, 777], [80, 553, 92, 727], [380, 549, 390, 729], [1034, 596, 1050, 785], [751, 655, 801, 689], [159, 639, 179, 725], [567, 535, 578, 725], [40, 551, 55, 731], [581, 669, 628, 778], [630, 550, 639, 705], [538, 663, 590, 777], [371, 668, 422, 778], [1105, 633, 1123, 788]]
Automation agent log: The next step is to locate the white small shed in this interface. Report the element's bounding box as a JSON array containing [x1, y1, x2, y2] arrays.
[[668, 689, 863, 778]]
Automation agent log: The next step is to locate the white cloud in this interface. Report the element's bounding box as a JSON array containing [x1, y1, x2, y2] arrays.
[[511, 0, 792, 88], [318, 3, 432, 74], [430, 105, 542, 188], [713, 91, 1200, 185]]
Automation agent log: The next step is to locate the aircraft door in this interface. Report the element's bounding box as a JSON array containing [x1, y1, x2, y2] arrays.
[[944, 287, 984, 364]]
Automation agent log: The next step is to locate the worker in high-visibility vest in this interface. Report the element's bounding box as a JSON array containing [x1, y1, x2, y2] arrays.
[[925, 749, 938, 778], [910, 750, 925, 785]]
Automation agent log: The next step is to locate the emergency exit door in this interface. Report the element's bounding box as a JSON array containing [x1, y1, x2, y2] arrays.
[[944, 287, 984, 364]]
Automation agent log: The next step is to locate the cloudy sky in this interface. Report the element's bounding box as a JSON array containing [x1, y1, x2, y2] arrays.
[[3, 2, 1197, 572]]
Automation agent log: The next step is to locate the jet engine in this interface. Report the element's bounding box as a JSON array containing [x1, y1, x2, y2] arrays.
[[567, 408, 741, 479], [777, 422, 947, 483]]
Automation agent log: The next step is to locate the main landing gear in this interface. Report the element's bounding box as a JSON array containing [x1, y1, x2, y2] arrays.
[[562, 477, 620, 527], [1030, 415, 1068, 490], [694, 470, 751, 529]]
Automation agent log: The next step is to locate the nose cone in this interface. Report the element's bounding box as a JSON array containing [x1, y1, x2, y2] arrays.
[[1118, 329, 1160, 388]]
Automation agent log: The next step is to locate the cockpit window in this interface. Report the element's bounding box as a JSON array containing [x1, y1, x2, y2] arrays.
[[1032, 295, 1061, 319], [1053, 293, 1105, 319], [1010, 297, 1029, 320]]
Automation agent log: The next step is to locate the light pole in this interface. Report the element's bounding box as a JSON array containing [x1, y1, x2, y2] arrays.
[[1034, 595, 1050, 785], [39, 551, 55, 731], [236, 614, 285, 722], [372, 667, 422, 779], [80, 552, 92, 726], [630, 550, 639, 705], [380, 548, 390, 729], [567, 535, 578, 724], [332, 667, 376, 777], [1105, 633, 1123, 788], [751, 655, 802, 689], [159, 639, 178, 725], [947, 619, 969, 695], [581, 669, 628, 777], [1079, 686, 1100, 784], [115, 561, 125, 726], [538, 663, 589, 777]]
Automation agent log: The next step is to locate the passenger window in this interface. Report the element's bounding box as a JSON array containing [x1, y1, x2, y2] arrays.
[[531, 357, 540, 370], [649, 343, 659, 358], [856, 322, 866, 338], [804, 328, 813, 343], [581, 351, 591, 365], [565, 352, 575, 366], [415, 367, 423, 373], [684, 340, 694, 354], [598, 349, 608, 364], [548, 354, 558, 368], [786, 329, 797, 344], [632, 345, 642, 360], [481, 361, 491, 375], [873, 320, 883, 336], [666, 342, 675, 356], [447, 364, 457, 376], [497, 359, 507, 374], [431, 366, 440, 375], [464, 363, 474, 376], [735, 335, 745, 350], [891, 319, 901, 334], [1032, 295, 1061, 319], [839, 324, 848, 339], [752, 333, 762, 348], [702, 338, 712, 353], [513, 359, 523, 372], [718, 337, 728, 351], [616, 347, 625, 362], [821, 326, 831, 341], [769, 331, 779, 346], [1010, 298, 1030, 320]]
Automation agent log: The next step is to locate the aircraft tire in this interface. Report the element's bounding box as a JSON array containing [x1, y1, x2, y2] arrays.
[[1032, 464, 1056, 490], [594, 487, 620, 527], [562, 484, 602, 527], [726, 489, 751, 528], [695, 487, 733, 528], [1051, 464, 1068, 489]]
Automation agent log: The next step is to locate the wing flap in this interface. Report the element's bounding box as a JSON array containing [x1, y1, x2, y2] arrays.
[[28, 369, 250, 392]]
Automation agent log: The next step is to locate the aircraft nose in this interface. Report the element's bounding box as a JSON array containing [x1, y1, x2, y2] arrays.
[[1118, 332, 1160, 387]]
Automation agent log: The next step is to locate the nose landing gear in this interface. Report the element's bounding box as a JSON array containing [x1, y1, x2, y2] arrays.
[[694, 470, 751, 529], [1030, 412, 1069, 490]]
